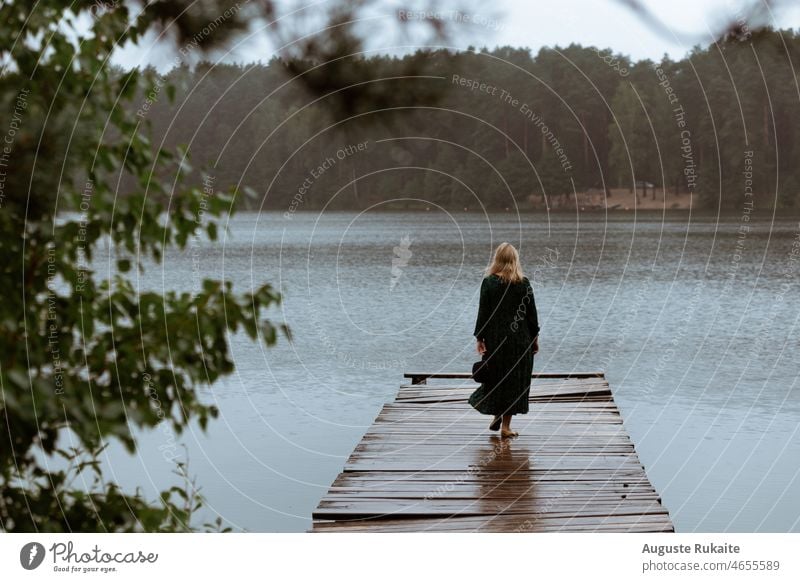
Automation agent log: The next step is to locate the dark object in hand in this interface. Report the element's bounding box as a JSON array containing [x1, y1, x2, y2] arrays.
[[472, 352, 496, 384]]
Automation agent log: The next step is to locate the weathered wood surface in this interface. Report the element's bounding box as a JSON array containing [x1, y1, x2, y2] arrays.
[[311, 373, 673, 532], [405, 371, 605, 384]]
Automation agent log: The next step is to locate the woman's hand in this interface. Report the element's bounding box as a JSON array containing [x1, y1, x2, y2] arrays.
[[533, 336, 539, 355], [477, 339, 487, 355]]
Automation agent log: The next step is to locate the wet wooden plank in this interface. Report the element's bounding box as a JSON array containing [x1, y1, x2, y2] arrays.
[[397, 382, 612, 403], [311, 512, 674, 532], [329, 470, 653, 484], [311, 372, 673, 532], [404, 371, 605, 384]]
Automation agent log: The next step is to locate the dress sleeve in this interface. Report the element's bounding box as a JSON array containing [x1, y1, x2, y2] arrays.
[[524, 278, 540, 338], [473, 277, 491, 340]]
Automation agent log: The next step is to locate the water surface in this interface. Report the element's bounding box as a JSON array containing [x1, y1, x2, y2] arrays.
[[107, 210, 800, 532]]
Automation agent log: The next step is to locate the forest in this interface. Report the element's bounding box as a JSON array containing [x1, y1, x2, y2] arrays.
[[126, 27, 800, 212]]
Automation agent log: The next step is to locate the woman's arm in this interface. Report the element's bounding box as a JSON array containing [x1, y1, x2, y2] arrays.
[[524, 278, 540, 340], [474, 277, 491, 348]]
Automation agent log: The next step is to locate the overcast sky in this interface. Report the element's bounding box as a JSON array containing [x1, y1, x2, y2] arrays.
[[494, 0, 800, 58], [112, 0, 800, 70]]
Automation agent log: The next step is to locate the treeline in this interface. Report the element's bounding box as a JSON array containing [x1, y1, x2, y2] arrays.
[[128, 28, 800, 211]]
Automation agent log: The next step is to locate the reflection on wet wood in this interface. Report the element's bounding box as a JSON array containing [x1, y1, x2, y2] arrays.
[[311, 372, 673, 532]]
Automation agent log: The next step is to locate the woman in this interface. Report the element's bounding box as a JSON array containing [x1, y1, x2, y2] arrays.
[[469, 243, 540, 438]]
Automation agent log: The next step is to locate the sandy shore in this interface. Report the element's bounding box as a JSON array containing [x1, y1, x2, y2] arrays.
[[605, 187, 693, 210], [531, 187, 694, 211]]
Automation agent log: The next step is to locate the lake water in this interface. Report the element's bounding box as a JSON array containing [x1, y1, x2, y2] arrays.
[[106, 210, 800, 532]]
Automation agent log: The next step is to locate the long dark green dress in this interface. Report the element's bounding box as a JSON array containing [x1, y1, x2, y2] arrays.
[[469, 274, 540, 416]]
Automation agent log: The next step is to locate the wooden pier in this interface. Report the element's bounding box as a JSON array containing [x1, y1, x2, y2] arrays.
[[311, 372, 673, 532]]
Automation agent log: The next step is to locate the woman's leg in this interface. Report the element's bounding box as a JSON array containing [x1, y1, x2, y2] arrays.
[[500, 414, 517, 437]]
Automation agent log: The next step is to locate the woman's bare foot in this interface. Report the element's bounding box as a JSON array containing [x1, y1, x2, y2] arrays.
[[499, 415, 516, 438]]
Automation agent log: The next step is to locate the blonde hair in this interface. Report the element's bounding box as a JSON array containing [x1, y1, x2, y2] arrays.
[[486, 242, 525, 284]]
